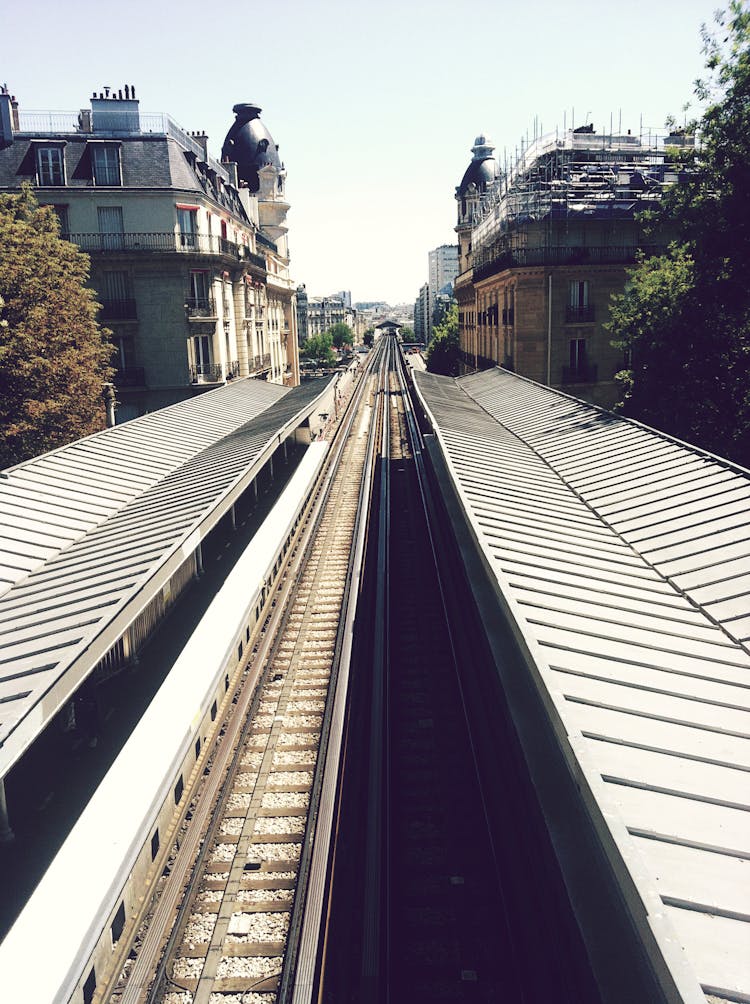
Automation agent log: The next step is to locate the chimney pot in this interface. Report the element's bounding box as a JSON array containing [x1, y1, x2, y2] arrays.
[[124, 84, 130, 99], [131, 85, 136, 98]]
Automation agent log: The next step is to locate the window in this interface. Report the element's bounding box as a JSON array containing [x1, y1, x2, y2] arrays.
[[113, 336, 135, 369], [36, 146, 65, 185], [195, 737, 201, 759], [570, 338, 587, 370], [150, 829, 160, 861], [97, 206, 124, 250], [189, 270, 209, 306], [103, 270, 128, 300], [174, 776, 184, 805], [92, 144, 121, 185], [569, 280, 589, 308], [83, 967, 96, 1004], [191, 334, 212, 378], [178, 208, 198, 248], [210, 700, 217, 722], [567, 280, 594, 322], [111, 902, 126, 945]]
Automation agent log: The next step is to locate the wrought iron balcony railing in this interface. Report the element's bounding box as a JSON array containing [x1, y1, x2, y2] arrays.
[[562, 363, 598, 384], [189, 362, 224, 383], [100, 298, 137, 320], [566, 304, 596, 323], [473, 244, 662, 283], [185, 295, 217, 318], [227, 360, 240, 379], [67, 232, 259, 262]]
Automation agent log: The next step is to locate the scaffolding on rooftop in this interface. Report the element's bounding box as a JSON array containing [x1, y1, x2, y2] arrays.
[[471, 121, 694, 273]]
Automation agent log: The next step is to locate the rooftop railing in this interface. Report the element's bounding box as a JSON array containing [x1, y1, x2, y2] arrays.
[[16, 109, 230, 183]]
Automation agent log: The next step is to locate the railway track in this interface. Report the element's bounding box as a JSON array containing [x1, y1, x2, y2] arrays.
[[109, 342, 390, 1004], [321, 340, 586, 1002]]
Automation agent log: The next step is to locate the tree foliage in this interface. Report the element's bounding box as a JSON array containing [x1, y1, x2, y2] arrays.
[[400, 325, 415, 341], [302, 331, 336, 365], [425, 303, 460, 376], [608, 2, 750, 465], [0, 186, 114, 468], [363, 328, 374, 347], [328, 321, 354, 349]]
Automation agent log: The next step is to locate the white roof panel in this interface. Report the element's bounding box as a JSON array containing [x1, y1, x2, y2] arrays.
[[414, 367, 750, 1002], [0, 377, 330, 778]]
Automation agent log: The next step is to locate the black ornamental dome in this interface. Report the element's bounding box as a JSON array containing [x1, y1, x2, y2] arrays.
[[221, 103, 282, 193], [458, 134, 497, 197]]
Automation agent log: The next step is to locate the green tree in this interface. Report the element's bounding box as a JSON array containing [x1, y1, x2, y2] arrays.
[[363, 328, 374, 347], [400, 325, 415, 342], [608, 2, 750, 465], [302, 331, 336, 365], [0, 187, 114, 469], [425, 303, 460, 376], [328, 322, 354, 349]]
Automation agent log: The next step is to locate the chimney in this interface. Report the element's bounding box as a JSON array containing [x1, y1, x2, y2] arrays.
[[192, 131, 209, 160], [10, 94, 19, 132], [224, 160, 239, 187], [0, 89, 13, 149], [91, 84, 140, 132]]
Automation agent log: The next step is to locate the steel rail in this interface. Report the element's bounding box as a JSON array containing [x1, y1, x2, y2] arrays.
[[286, 338, 390, 1003], [392, 344, 526, 980], [121, 352, 380, 1004], [358, 337, 392, 1003]]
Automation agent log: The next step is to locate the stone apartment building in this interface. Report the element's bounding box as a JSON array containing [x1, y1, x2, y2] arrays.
[[454, 127, 688, 406], [298, 293, 356, 340], [0, 86, 299, 421]]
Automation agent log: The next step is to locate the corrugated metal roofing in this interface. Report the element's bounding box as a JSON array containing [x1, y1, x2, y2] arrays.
[[414, 367, 750, 1004], [0, 378, 329, 778], [0, 379, 287, 597]]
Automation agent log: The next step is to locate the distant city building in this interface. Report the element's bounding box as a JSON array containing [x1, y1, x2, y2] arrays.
[[454, 125, 690, 406], [0, 85, 299, 421], [301, 294, 355, 337], [414, 283, 430, 343], [296, 284, 309, 344], [428, 244, 458, 302]]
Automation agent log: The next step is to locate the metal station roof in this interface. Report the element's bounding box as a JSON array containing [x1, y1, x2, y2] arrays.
[[414, 367, 750, 1004], [0, 377, 329, 779]]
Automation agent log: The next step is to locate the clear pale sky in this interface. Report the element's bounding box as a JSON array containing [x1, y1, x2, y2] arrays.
[[4, 0, 713, 304]]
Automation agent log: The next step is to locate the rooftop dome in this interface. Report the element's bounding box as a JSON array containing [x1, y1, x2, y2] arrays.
[[457, 133, 497, 197], [221, 103, 282, 193]]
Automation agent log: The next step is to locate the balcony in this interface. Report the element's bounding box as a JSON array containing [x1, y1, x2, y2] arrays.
[[248, 353, 272, 373], [114, 366, 145, 387], [473, 244, 662, 283], [189, 361, 241, 383], [185, 295, 217, 319], [100, 298, 137, 320], [566, 304, 596, 323], [189, 363, 224, 383], [67, 232, 248, 261], [562, 363, 598, 384]]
